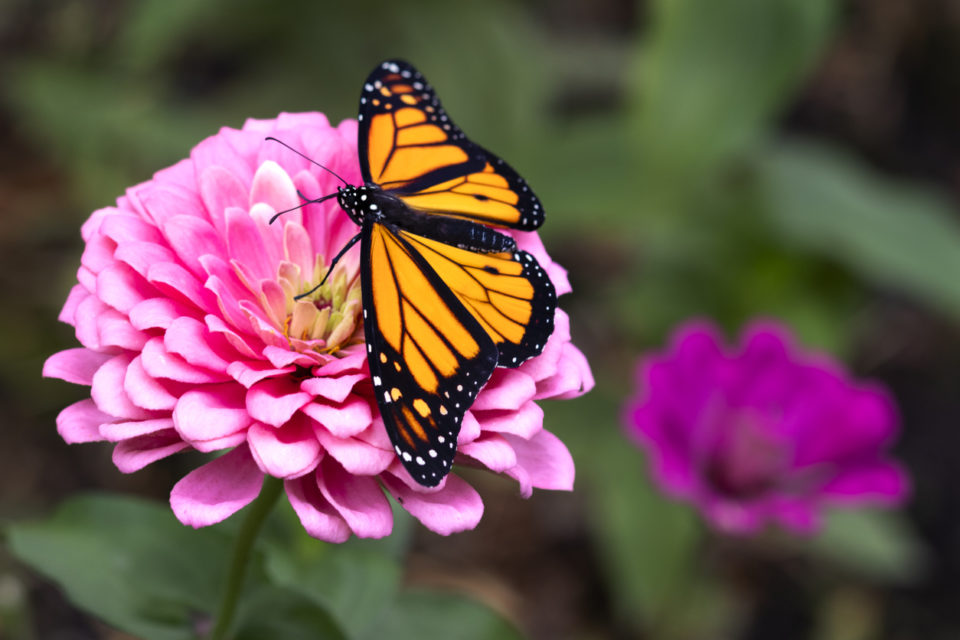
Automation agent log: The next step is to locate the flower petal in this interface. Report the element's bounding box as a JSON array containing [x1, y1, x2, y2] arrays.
[[383, 473, 483, 535], [246, 377, 312, 427], [114, 431, 189, 473], [318, 458, 393, 538], [247, 418, 322, 479], [171, 445, 264, 528], [56, 399, 111, 443], [43, 348, 111, 385], [285, 472, 351, 543]]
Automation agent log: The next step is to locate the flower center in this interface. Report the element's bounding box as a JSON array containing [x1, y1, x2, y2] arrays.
[[703, 409, 790, 500], [275, 255, 363, 354]]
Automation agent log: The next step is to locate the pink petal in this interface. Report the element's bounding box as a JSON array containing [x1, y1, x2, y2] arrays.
[[535, 343, 594, 400], [96, 309, 149, 351], [91, 354, 154, 419], [141, 337, 229, 384], [285, 472, 351, 543], [56, 399, 111, 443], [300, 397, 373, 438], [459, 434, 517, 472], [113, 431, 189, 472], [503, 430, 575, 497], [101, 417, 176, 441], [58, 284, 88, 325], [100, 210, 164, 246], [226, 207, 274, 281], [247, 418, 322, 479], [820, 462, 909, 504], [74, 295, 107, 349], [226, 360, 294, 388], [383, 473, 484, 535], [173, 384, 252, 447], [43, 348, 111, 385], [472, 368, 536, 411], [314, 429, 394, 475], [473, 401, 544, 439], [147, 261, 214, 313], [164, 316, 233, 373], [300, 373, 367, 403], [96, 264, 150, 313], [123, 355, 178, 410], [246, 377, 312, 427], [128, 298, 194, 331], [171, 445, 264, 528], [250, 160, 301, 217], [199, 165, 249, 237], [163, 215, 227, 278], [318, 458, 393, 538], [114, 241, 177, 280]]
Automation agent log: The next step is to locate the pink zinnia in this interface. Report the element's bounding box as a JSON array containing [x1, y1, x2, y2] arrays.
[[625, 320, 908, 535], [43, 112, 593, 542]]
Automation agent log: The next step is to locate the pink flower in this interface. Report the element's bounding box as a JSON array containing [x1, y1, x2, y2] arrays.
[[43, 112, 593, 542], [625, 320, 908, 535]]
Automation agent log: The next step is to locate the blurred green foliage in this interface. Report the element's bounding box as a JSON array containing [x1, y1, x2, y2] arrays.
[[3, 0, 955, 637]]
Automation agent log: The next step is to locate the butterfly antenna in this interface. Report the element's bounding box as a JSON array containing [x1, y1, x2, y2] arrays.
[[294, 232, 362, 300], [265, 136, 349, 186], [268, 192, 338, 224]]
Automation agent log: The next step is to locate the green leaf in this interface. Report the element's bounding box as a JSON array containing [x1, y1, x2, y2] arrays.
[[6, 493, 232, 640], [546, 390, 703, 634], [362, 589, 523, 640], [806, 508, 928, 584], [264, 539, 403, 639], [760, 140, 960, 320], [232, 585, 347, 640], [634, 0, 836, 188]]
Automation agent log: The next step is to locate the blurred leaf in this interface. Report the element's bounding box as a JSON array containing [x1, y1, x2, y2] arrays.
[[263, 531, 403, 638], [807, 508, 927, 584], [232, 584, 347, 640], [6, 493, 231, 640], [362, 589, 523, 640], [761, 140, 960, 320], [633, 0, 837, 193], [547, 389, 704, 635]]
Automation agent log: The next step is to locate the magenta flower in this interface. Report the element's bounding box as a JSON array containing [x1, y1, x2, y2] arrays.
[[626, 320, 908, 535], [43, 112, 593, 542]]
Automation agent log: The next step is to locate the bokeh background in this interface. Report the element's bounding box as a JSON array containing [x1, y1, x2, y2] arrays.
[[3, 0, 960, 638]]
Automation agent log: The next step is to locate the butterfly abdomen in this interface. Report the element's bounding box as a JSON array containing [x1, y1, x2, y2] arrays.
[[388, 207, 517, 254]]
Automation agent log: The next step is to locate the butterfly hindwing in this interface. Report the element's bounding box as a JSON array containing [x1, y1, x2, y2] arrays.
[[362, 221, 498, 486], [397, 229, 556, 367], [358, 59, 544, 231]]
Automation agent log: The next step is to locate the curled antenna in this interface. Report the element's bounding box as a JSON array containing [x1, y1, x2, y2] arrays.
[[269, 191, 338, 224], [265, 136, 349, 185]]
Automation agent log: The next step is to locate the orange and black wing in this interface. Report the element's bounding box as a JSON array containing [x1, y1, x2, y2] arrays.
[[358, 59, 544, 231], [397, 229, 556, 368], [362, 221, 498, 486]]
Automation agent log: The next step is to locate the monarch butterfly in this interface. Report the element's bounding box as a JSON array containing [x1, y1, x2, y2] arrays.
[[290, 60, 556, 487]]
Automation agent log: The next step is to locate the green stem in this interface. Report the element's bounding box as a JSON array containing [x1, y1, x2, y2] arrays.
[[208, 475, 284, 640]]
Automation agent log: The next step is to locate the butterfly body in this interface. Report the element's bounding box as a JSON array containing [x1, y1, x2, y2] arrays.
[[330, 60, 556, 486]]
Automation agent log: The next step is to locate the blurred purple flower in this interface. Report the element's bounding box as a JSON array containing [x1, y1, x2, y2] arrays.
[[625, 320, 909, 535]]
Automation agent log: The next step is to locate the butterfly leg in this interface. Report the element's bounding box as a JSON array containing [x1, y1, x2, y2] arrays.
[[295, 231, 362, 300]]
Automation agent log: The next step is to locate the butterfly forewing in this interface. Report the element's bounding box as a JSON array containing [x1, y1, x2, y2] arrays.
[[362, 222, 498, 486], [358, 59, 544, 231]]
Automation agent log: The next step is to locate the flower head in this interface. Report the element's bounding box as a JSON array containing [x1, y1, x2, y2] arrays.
[[43, 113, 593, 541], [625, 320, 908, 535]]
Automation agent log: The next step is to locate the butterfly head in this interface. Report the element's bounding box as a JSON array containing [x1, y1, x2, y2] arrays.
[[337, 185, 383, 226]]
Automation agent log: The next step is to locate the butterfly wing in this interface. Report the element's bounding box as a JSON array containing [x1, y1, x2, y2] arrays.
[[358, 59, 544, 231], [362, 221, 498, 486], [397, 229, 556, 368]]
